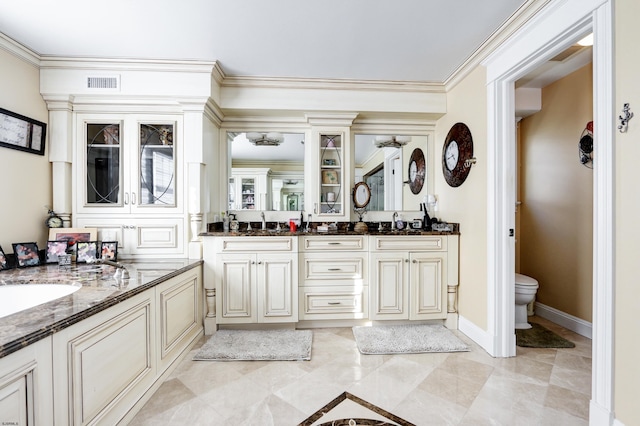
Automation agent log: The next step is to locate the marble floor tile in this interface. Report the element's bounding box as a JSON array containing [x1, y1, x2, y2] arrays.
[[128, 318, 592, 425]]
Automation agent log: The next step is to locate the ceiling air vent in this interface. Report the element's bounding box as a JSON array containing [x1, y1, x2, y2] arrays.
[[86, 76, 119, 90]]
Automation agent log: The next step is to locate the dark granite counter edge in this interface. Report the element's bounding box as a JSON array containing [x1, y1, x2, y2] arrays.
[[0, 260, 203, 359]]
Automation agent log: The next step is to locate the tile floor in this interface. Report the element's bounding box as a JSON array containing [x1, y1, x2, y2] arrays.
[[129, 317, 592, 425]]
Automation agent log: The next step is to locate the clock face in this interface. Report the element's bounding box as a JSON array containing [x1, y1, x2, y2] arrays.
[[445, 140, 459, 171], [442, 123, 474, 187], [46, 215, 63, 228]]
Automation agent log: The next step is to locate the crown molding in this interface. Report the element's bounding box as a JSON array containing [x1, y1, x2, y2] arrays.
[[222, 75, 444, 94], [444, 0, 553, 91], [0, 32, 40, 67]]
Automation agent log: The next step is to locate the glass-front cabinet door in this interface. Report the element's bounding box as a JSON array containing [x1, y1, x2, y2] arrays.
[[138, 123, 176, 207], [78, 114, 180, 214], [316, 131, 346, 217], [85, 122, 122, 205]]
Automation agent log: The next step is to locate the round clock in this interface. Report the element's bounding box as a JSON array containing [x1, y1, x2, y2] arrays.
[[407, 148, 426, 194], [46, 210, 63, 228], [442, 122, 474, 187]]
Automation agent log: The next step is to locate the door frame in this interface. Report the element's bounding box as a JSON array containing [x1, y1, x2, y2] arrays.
[[483, 0, 614, 423]]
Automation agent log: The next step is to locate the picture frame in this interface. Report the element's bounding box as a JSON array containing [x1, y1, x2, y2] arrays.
[[0, 108, 47, 156], [48, 228, 98, 260], [0, 245, 9, 271], [76, 241, 98, 263], [45, 240, 69, 264], [322, 170, 339, 184], [12, 242, 41, 268], [100, 241, 118, 261]]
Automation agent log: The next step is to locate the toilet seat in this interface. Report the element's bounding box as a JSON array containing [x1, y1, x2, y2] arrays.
[[515, 273, 538, 288]]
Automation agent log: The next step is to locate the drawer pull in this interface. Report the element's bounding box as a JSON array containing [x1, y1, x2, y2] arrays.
[[328, 242, 341, 245], [328, 302, 341, 305], [328, 268, 342, 271]]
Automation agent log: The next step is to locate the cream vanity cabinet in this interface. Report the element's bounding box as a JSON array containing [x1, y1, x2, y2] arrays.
[[212, 237, 298, 324], [0, 337, 53, 425], [52, 267, 202, 425], [370, 235, 458, 321], [74, 113, 185, 257], [298, 235, 368, 321]]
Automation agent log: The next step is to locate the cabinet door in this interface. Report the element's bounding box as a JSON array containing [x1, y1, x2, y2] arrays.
[[258, 253, 297, 322], [409, 252, 447, 320], [370, 252, 409, 320], [309, 128, 350, 219], [135, 122, 177, 210], [79, 118, 128, 213], [218, 253, 256, 323]]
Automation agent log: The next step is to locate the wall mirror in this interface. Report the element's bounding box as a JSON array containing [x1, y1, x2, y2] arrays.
[[354, 134, 429, 211], [227, 132, 305, 212], [353, 181, 371, 209]]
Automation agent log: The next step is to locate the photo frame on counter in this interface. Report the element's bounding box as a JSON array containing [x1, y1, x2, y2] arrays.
[[12, 242, 41, 268], [100, 241, 118, 261], [0, 245, 9, 270], [48, 228, 98, 260], [0, 108, 47, 155], [45, 240, 69, 264], [76, 241, 98, 263]]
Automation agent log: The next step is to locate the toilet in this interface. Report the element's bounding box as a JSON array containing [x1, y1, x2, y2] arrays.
[[515, 273, 539, 329]]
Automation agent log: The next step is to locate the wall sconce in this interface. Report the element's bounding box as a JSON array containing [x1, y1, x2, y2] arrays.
[[246, 132, 284, 146]]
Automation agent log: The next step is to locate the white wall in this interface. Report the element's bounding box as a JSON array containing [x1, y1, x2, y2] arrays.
[[0, 47, 50, 255]]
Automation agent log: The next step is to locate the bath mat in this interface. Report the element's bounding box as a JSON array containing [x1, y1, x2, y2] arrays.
[[193, 329, 312, 361], [516, 323, 575, 348], [352, 324, 469, 355]]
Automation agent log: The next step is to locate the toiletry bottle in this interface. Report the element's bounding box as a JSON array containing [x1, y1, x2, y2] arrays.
[[222, 211, 229, 232]]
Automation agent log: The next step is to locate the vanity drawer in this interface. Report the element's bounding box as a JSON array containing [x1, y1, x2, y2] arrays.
[[219, 237, 294, 252], [299, 286, 368, 320], [301, 235, 366, 251], [301, 253, 366, 283], [372, 236, 446, 251]]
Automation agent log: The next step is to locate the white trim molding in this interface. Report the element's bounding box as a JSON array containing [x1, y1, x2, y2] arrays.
[[483, 0, 614, 424], [535, 303, 593, 339]]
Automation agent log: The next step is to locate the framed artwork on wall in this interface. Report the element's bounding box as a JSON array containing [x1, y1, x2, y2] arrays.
[[0, 108, 47, 155]]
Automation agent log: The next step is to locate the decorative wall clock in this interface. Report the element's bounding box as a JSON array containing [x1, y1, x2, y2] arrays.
[[407, 148, 425, 194], [442, 122, 475, 187]]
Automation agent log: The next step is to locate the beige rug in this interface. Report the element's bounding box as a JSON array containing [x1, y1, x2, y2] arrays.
[[193, 329, 312, 361], [352, 324, 469, 355]]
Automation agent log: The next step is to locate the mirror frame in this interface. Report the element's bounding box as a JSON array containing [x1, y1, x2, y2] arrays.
[[353, 181, 371, 209]]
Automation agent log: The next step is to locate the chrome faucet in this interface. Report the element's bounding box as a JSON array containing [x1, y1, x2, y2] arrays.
[[88, 258, 130, 280], [391, 211, 398, 230], [261, 211, 266, 230]]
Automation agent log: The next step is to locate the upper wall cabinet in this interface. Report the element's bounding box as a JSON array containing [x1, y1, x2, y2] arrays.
[[310, 128, 351, 219], [76, 114, 183, 215]]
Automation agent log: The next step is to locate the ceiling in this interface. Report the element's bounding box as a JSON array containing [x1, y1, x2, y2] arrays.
[[0, 0, 529, 83]]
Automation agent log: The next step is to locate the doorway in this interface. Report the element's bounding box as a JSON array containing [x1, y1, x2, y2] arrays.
[[483, 0, 614, 422]]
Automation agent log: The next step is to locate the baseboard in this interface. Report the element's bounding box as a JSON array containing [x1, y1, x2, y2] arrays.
[[535, 302, 592, 339], [589, 399, 615, 426], [458, 315, 496, 356]]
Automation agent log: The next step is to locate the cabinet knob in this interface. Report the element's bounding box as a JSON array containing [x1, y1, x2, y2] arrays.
[[131, 192, 137, 205], [124, 192, 129, 205], [405, 259, 409, 263], [412, 259, 417, 263], [251, 261, 256, 264], [257, 261, 263, 265]]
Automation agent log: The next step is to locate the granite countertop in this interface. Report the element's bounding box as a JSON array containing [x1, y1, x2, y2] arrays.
[[201, 221, 460, 237], [0, 259, 202, 359]]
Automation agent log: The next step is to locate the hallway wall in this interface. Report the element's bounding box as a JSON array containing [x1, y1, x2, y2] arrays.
[[519, 64, 593, 322]]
